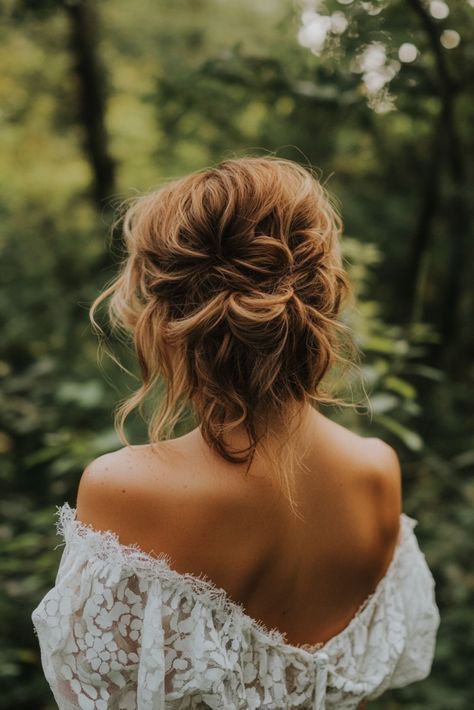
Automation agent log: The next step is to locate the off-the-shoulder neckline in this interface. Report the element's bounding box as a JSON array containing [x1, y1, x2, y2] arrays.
[[54, 502, 416, 659]]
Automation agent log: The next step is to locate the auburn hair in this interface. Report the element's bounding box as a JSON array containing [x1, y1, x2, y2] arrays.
[[90, 156, 356, 519]]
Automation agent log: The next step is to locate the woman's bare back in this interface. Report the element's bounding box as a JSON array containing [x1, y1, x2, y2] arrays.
[[76, 408, 401, 650]]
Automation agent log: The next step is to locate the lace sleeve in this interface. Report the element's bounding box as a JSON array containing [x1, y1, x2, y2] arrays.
[[364, 517, 441, 700], [387, 525, 440, 689], [31, 543, 165, 709]]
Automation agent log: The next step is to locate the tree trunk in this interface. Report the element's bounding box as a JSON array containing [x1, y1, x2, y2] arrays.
[[65, 0, 116, 212], [407, 0, 469, 371], [407, 110, 444, 323]]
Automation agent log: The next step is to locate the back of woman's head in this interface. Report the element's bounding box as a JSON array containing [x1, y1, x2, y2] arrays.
[[91, 155, 355, 518]]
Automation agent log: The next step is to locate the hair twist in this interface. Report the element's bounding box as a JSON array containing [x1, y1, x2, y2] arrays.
[[90, 155, 356, 519]]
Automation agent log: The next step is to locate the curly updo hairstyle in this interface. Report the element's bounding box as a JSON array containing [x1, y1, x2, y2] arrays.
[[90, 156, 355, 519]]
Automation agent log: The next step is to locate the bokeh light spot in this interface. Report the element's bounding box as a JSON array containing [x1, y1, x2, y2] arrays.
[[430, 1, 450, 19], [440, 29, 461, 48], [399, 42, 418, 62]]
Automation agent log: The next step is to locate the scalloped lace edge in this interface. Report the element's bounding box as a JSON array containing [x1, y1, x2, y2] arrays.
[[54, 502, 416, 656]]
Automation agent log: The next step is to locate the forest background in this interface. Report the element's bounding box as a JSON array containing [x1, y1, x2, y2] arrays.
[[0, 0, 473, 708]]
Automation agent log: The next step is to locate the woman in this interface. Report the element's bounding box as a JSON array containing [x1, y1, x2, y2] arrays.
[[32, 156, 440, 709]]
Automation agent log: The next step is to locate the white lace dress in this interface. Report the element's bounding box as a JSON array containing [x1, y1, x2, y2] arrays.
[[31, 503, 440, 710]]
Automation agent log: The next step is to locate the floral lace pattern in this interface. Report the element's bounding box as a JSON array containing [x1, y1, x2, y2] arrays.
[[31, 503, 440, 709]]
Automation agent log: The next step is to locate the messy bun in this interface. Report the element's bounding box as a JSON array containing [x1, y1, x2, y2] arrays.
[[90, 156, 355, 519]]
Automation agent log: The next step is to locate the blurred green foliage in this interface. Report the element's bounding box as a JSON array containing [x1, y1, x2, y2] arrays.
[[0, 0, 473, 708]]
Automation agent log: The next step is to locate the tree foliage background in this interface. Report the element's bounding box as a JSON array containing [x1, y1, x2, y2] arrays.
[[0, 0, 473, 707]]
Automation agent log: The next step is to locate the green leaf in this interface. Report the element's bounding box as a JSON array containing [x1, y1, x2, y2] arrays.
[[369, 393, 399, 414], [384, 375, 417, 400], [376, 415, 424, 451]]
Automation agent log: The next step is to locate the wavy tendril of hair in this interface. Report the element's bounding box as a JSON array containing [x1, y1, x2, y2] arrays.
[[90, 156, 361, 520]]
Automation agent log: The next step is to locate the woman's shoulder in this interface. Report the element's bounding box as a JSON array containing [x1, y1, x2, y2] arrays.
[[306, 413, 403, 583], [74, 444, 177, 549], [74, 441, 232, 564], [309, 411, 402, 510]]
